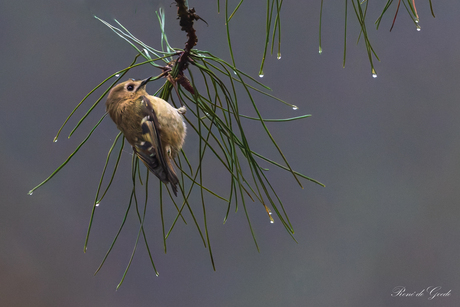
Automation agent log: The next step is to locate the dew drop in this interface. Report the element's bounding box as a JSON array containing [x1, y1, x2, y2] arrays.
[[28, 191, 33, 196], [292, 105, 298, 110], [415, 18, 420, 24], [155, 272, 159, 277], [53, 137, 58, 143], [371, 68, 377, 78], [259, 74, 264, 78], [416, 25, 421, 31], [319, 47, 323, 54], [277, 53, 282, 60], [95, 202, 100, 207], [143, 49, 151, 60], [233, 71, 237, 75], [115, 74, 120, 78], [270, 220, 274, 224]]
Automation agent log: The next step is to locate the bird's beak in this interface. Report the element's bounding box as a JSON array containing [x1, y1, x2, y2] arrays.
[[137, 76, 153, 91]]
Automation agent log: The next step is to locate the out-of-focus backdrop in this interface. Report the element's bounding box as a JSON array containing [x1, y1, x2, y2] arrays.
[[2, 1, 459, 306]]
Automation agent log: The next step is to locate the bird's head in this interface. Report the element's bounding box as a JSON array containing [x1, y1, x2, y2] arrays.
[[106, 76, 152, 108]]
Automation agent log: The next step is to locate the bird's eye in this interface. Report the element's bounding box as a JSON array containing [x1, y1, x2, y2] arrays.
[[127, 84, 135, 91]]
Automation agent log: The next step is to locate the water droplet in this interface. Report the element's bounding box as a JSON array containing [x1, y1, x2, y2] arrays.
[[416, 25, 421, 31], [143, 49, 150, 58], [371, 68, 377, 78], [292, 105, 298, 110], [96, 202, 100, 207], [53, 137, 58, 143], [233, 71, 237, 75], [270, 220, 274, 224], [415, 18, 420, 24], [115, 74, 120, 78], [155, 272, 159, 277], [259, 74, 264, 78], [319, 47, 323, 54], [269, 211, 272, 215], [28, 191, 33, 196], [277, 53, 281, 60]]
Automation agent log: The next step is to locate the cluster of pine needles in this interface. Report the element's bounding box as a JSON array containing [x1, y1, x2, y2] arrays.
[[28, 0, 434, 287], [28, 7, 322, 287]]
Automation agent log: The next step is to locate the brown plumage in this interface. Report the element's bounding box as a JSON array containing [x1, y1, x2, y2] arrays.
[[106, 77, 186, 196]]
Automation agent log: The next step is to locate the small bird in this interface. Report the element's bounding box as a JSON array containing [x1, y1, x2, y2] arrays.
[[106, 77, 187, 196]]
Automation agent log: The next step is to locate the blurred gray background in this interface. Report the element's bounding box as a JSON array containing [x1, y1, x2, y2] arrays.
[[2, 1, 459, 306]]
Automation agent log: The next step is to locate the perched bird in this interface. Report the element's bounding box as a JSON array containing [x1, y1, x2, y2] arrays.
[[106, 77, 187, 196]]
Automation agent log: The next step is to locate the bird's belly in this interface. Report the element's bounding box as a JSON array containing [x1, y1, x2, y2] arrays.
[[156, 107, 186, 155]]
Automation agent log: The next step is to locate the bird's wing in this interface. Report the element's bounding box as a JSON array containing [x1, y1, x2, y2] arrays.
[[133, 95, 179, 196]]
